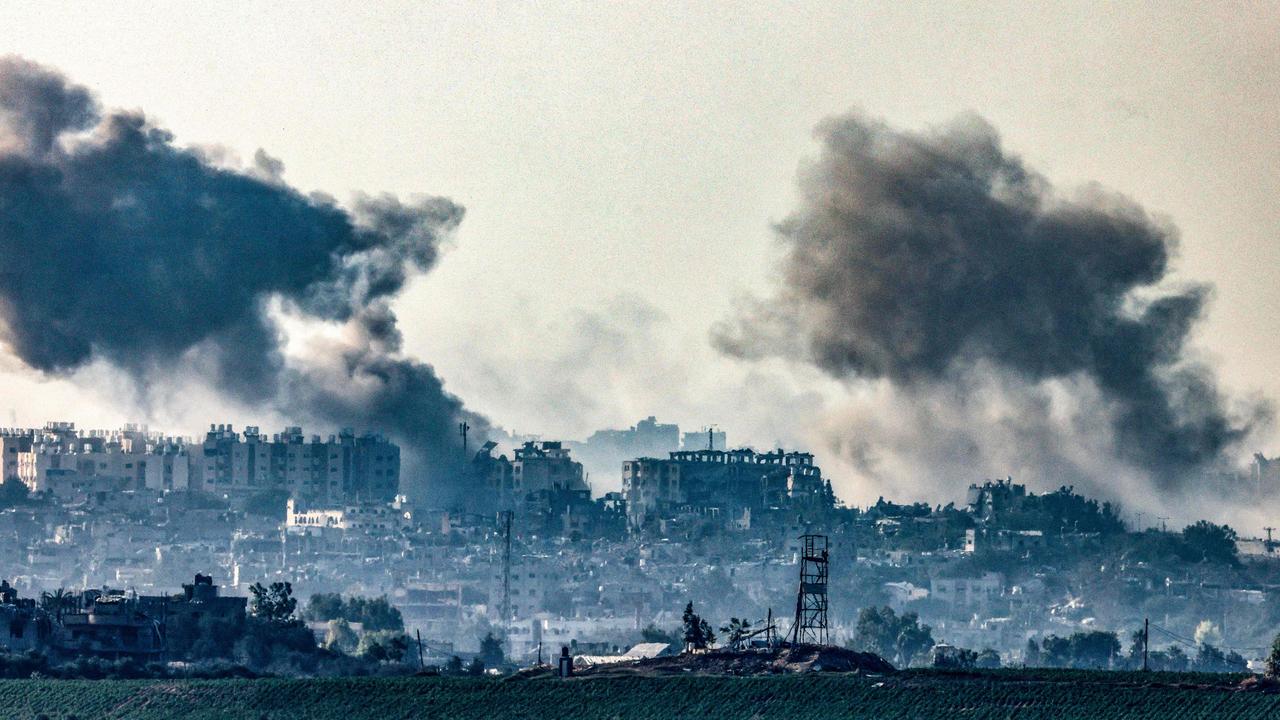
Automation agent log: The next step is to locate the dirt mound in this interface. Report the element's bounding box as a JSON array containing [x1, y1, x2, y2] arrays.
[[1238, 676, 1280, 694], [576, 645, 894, 678]]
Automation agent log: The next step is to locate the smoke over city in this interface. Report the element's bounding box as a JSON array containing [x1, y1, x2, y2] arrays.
[[0, 56, 485, 499], [716, 111, 1267, 504]]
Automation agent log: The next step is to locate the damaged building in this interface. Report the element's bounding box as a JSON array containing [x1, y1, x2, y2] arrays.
[[622, 447, 836, 531], [5, 421, 400, 505]]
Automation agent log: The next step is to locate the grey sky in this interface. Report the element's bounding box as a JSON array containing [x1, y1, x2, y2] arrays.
[[1, 2, 1276, 515]]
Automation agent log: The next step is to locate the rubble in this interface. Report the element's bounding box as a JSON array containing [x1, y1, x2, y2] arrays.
[[564, 645, 894, 678]]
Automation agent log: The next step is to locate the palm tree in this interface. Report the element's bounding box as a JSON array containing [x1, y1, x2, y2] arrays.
[[719, 618, 753, 650], [40, 588, 73, 622]]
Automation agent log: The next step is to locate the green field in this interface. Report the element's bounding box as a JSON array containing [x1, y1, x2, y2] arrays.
[[0, 670, 1276, 719]]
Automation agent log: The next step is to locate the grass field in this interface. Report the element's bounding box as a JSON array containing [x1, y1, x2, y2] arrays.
[[0, 669, 1277, 719]]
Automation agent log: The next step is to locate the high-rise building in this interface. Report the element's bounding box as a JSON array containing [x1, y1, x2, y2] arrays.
[[192, 424, 400, 502], [10, 420, 399, 503]]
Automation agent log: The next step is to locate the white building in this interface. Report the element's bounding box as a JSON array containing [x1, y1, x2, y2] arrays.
[[285, 497, 406, 534], [931, 572, 1006, 610], [507, 613, 640, 658]]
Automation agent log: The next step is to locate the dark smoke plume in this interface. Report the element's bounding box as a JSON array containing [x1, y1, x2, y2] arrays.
[[0, 56, 485, 499], [716, 111, 1260, 487]]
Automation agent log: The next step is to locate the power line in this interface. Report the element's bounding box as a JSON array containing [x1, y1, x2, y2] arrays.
[[1148, 622, 1271, 654]]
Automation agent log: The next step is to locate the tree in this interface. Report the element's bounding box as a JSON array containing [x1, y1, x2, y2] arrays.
[[1127, 628, 1147, 667], [1039, 636, 1073, 667], [932, 646, 977, 669], [39, 588, 73, 622], [466, 658, 486, 675], [0, 477, 28, 507], [1069, 631, 1121, 669], [479, 632, 505, 668], [851, 606, 935, 667], [352, 596, 403, 632], [1028, 632, 1119, 669], [719, 618, 752, 650], [1181, 521, 1239, 565], [1266, 633, 1280, 678], [1194, 643, 1247, 673], [358, 631, 410, 663], [680, 602, 716, 651], [248, 582, 297, 623], [305, 593, 344, 622], [1151, 645, 1189, 672], [699, 618, 716, 649], [1023, 638, 1042, 666], [975, 648, 1001, 669], [236, 614, 318, 668], [303, 593, 403, 632], [894, 617, 935, 667], [385, 634, 410, 662], [851, 606, 896, 658]]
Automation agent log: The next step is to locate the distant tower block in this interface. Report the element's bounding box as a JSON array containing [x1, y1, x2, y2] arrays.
[[791, 534, 829, 645]]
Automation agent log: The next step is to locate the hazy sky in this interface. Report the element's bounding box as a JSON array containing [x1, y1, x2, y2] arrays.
[[1, 2, 1277, 512]]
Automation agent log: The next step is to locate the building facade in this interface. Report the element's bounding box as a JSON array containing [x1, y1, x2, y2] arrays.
[[622, 447, 832, 530], [8, 421, 399, 504]]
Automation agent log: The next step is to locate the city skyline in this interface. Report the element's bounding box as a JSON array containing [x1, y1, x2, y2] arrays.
[[0, 4, 1276, 527]]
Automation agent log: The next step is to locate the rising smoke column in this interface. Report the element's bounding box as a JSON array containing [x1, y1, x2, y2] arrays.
[[0, 56, 486, 500], [716, 111, 1261, 491]]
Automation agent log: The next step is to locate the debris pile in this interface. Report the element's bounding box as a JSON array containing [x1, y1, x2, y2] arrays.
[[570, 645, 894, 678]]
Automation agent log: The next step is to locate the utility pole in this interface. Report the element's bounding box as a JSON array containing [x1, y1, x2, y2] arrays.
[[1265, 527, 1276, 554], [1157, 517, 1169, 534], [1142, 618, 1149, 672], [500, 510, 513, 629], [416, 629, 425, 669], [1135, 512, 1145, 531], [459, 421, 470, 458]]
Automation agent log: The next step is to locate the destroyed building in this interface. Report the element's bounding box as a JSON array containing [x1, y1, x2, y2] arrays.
[[965, 479, 1028, 521], [38, 571, 245, 661], [622, 447, 835, 530]]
